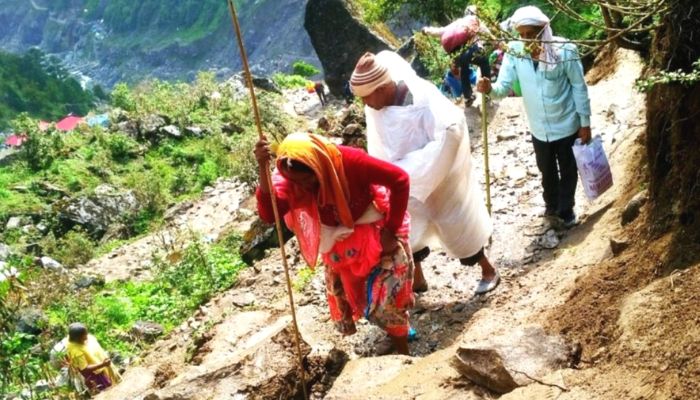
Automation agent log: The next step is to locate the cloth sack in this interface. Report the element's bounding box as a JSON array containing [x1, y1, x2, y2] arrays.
[[572, 135, 613, 200], [440, 16, 480, 53]]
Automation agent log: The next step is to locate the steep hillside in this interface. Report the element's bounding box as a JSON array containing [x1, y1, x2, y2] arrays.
[[0, 0, 319, 87], [0, 49, 94, 129]]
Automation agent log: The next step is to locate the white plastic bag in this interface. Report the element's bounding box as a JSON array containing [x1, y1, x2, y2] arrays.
[[572, 135, 613, 200]]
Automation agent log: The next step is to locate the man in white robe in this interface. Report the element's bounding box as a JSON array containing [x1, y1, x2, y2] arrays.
[[350, 51, 499, 295]]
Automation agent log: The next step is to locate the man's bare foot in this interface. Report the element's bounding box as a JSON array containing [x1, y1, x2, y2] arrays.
[[413, 261, 428, 293], [478, 255, 497, 282]]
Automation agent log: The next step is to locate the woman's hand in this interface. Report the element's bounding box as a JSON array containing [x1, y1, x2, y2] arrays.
[[101, 358, 111, 368], [254, 137, 272, 166], [254, 137, 273, 193], [380, 228, 400, 257]]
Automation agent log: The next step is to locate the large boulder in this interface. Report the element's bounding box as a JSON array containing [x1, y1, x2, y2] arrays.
[[58, 185, 140, 238], [305, 0, 395, 95], [451, 326, 578, 394]]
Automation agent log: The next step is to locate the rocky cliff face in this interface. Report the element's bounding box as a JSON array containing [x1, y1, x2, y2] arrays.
[[305, 0, 395, 95], [0, 0, 319, 87]]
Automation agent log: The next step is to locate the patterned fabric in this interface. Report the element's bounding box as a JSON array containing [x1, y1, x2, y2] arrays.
[[323, 187, 415, 338]]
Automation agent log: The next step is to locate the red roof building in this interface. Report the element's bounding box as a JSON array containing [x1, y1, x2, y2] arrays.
[[4, 134, 28, 148], [56, 116, 84, 131]]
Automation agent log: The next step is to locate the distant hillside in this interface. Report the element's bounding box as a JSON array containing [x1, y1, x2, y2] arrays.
[[0, 49, 94, 129], [0, 0, 318, 87]]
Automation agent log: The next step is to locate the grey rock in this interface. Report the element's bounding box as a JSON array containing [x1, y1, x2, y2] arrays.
[[305, 0, 395, 95], [16, 308, 47, 335], [538, 229, 560, 249], [6, 217, 22, 230], [0, 243, 12, 261], [622, 190, 648, 225], [240, 218, 293, 265], [451, 326, 575, 394], [116, 120, 139, 137], [139, 114, 167, 136], [342, 123, 363, 138], [40, 256, 64, 270], [73, 274, 105, 289], [231, 292, 257, 307], [58, 185, 140, 238], [161, 125, 181, 138], [131, 321, 164, 342], [184, 126, 203, 137], [251, 76, 282, 94]]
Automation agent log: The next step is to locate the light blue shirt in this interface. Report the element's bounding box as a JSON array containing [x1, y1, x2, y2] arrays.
[[491, 39, 591, 142]]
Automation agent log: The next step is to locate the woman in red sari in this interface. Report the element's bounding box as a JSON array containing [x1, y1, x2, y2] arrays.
[[255, 132, 415, 354]]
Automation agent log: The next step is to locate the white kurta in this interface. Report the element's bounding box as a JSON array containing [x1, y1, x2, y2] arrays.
[[365, 51, 492, 258]]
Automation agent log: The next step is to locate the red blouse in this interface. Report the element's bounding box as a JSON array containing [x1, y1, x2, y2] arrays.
[[256, 145, 409, 234]]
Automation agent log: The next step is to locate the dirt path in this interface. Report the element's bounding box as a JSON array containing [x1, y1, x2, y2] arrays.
[[96, 49, 672, 399]]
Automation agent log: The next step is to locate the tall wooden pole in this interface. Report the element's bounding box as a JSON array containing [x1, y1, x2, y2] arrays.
[[226, 1, 308, 399]]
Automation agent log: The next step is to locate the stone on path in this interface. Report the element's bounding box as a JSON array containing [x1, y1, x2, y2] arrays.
[[231, 292, 257, 308], [538, 229, 560, 249], [132, 321, 165, 343], [621, 189, 648, 225], [451, 326, 575, 394]]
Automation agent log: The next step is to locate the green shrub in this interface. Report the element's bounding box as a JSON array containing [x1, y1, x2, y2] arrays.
[[106, 133, 139, 162], [111, 82, 136, 112], [292, 61, 320, 77], [40, 229, 95, 268], [272, 73, 309, 89], [13, 113, 56, 171]]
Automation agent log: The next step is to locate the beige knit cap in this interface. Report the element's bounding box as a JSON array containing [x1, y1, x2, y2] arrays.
[[350, 52, 393, 97]]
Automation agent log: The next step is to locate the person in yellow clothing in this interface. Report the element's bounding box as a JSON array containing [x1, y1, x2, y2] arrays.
[[66, 323, 120, 393]]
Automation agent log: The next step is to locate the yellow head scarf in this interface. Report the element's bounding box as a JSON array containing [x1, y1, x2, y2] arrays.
[[276, 133, 353, 228]]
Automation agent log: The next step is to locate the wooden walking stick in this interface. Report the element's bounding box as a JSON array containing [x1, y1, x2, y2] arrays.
[[225, 1, 308, 399], [481, 93, 492, 216]]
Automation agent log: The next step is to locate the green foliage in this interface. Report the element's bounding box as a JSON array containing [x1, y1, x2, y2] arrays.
[[111, 83, 136, 112], [414, 33, 453, 84], [293, 266, 317, 292], [106, 133, 140, 162], [1, 235, 246, 396], [354, 0, 604, 44], [272, 73, 310, 89], [13, 113, 61, 171], [292, 61, 321, 77], [40, 229, 95, 268], [45, 235, 246, 355], [636, 59, 700, 92], [0, 49, 94, 130]]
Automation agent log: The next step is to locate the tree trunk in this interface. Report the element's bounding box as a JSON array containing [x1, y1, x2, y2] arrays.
[[645, 0, 700, 269]]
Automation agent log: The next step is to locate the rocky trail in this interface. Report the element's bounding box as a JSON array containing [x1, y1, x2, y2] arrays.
[[93, 48, 697, 400]]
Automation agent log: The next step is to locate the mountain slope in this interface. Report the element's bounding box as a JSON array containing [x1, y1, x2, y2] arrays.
[[0, 0, 318, 86]]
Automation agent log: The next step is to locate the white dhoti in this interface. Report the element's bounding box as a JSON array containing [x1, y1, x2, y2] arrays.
[[365, 51, 492, 259]]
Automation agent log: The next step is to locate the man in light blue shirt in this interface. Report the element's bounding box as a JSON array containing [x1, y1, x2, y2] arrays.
[[477, 6, 592, 227]]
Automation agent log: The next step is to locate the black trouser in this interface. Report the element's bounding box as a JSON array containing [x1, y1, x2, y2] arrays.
[[455, 44, 490, 100], [412, 246, 484, 266], [532, 132, 579, 220]]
